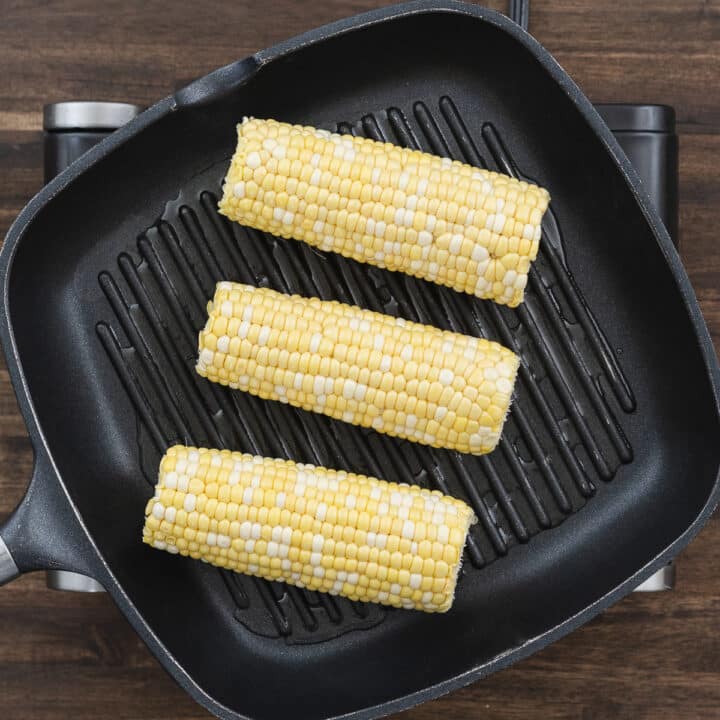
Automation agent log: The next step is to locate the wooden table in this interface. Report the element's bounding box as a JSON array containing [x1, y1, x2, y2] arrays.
[[0, 1, 718, 718]]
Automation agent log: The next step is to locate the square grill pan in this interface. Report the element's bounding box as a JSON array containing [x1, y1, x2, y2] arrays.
[[1, 3, 718, 719]]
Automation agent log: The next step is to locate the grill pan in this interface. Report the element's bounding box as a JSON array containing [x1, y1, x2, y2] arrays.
[[1, 2, 719, 718]]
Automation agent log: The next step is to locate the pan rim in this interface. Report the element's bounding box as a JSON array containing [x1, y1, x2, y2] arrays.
[[1, 2, 718, 719]]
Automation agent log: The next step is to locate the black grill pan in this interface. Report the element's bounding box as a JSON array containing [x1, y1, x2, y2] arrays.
[[1, 2, 719, 719]]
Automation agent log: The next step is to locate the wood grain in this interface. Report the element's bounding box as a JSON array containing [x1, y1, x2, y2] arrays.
[[0, 1, 718, 718]]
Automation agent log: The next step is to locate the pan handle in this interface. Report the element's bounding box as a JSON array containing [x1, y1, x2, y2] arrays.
[[0, 538, 18, 585], [0, 451, 99, 586]]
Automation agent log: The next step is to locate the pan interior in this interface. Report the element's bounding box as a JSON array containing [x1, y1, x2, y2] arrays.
[[6, 8, 719, 720]]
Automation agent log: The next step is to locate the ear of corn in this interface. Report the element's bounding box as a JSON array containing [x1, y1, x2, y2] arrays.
[[197, 282, 519, 455], [219, 117, 549, 307], [143, 445, 477, 613]]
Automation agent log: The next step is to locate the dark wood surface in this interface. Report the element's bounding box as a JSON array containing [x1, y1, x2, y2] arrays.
[[0, 1, 718, 718]]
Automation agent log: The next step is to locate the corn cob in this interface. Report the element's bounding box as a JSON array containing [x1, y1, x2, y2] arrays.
[[219, 118, 550, 307], [144, 445, 477, 612], [197, 282, 519, 455]]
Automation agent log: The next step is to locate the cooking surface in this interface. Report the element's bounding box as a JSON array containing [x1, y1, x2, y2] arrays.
[[0, 0, 718, 718]]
